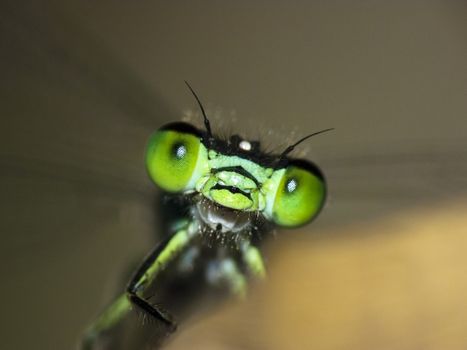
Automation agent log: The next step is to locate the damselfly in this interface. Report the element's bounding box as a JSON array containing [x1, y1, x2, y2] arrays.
[[81, 83, 331, 349], [3, 3, 466, 350]]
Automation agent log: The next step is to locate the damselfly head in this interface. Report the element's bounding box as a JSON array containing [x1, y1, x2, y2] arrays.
[[145, 85, 329, 231]]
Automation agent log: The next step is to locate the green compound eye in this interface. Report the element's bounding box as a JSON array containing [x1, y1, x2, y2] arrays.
[[145, 122, 208, 192], [271, 160, 326, 227]]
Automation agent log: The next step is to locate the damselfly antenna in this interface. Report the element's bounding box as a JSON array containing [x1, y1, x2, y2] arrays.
[[278, 128, 334, 160], [184, 81, 213, 139]]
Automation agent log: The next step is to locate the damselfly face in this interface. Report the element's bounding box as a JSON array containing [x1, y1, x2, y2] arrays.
[[145, 121, 327, 233]]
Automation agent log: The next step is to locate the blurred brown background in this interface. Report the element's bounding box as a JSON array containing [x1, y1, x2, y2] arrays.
[[0, 1, 466, 349]]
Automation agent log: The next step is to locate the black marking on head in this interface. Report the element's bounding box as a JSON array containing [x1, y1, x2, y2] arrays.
[[207, 136, 278, 167], [211, 166, 261, 187], [160, 121, 203, 137], [211, 184, 251, 200]]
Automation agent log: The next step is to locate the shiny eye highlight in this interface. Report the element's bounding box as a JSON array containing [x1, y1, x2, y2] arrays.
[[145, 122, 208, 192], [271, 160, 326, 227]]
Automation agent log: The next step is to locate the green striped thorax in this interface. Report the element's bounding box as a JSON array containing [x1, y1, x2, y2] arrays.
[[145, 122, 326, 228]]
